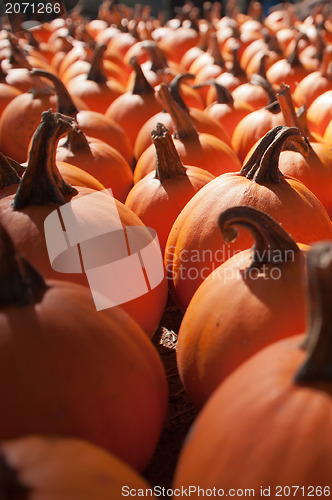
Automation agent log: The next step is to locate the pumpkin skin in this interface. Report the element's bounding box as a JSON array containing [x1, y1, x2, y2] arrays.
[[173, 244, 332, 494], [125, 124, 215, 253], [56, 132, 134, 202], [306, 90, 332, 139], [165, 126, 332, 311], [176, 206, 308, 409], [0, 110, 167, 338], [0, 436, 155, 500], [0, 246, 168, 472], [106, 56, 163, 148]]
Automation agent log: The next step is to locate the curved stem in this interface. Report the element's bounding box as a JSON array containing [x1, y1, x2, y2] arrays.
[[158, 83, 199, 142], [130, 56, 155, 96], [169, 73, 195, 113], [0, 224, 48, 307], [250, 73, 277, 106], [218, 206, 299, 269], [30, 69, 79, 117], [86, 44, 108, 84], [240, 126, 309, 184], [13, 110, 78, 210], [295, 242, 332, 383], [196, 81, 234, 106], [151, 123, 187, 183], [287, 32, 307, 68]]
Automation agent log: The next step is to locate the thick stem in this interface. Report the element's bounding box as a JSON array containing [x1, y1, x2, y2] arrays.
[[277, 83, 313, 142], [202, 81, 234, 106], [0, 224, 48, 307], [158, 83, 199, 142], [86, 44, 108, 84], [240, 126, 309, 184], [295, 242, 332, 383], [169, 73, 195, 113], [151, 123, 187, 183], [13, 110, 78, 210], [130, 56, 155, 96], [30, 69, 79, 117], [218, 206, 299, 269]]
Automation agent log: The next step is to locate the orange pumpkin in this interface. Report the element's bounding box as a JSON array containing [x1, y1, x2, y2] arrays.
[[106, 56, 163, 148], [0, 225, 167, 471], [134, 84, 240, 182], [0, 110, 167, 337], [165, 126, 332, 311], [126, 124, 214, 253], [0, 435, 155, 499], [174, 242, 332, 493], [65, 44, 125, 113], [177, 206, 308, 408], [31, 68, 134, 166]]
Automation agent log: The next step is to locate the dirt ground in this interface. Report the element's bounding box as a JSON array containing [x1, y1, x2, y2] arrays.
[[142, 295, 198, 493]]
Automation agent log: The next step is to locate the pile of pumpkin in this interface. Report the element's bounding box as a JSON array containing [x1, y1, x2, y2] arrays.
[[0, 0, 332, 496]]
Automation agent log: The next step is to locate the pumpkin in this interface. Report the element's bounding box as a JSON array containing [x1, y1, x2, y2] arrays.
[[292, 45, 332, 108], [0, 225, 167, 471], [307, 89, 332, 139], [56, 128, 133, 202], [276, 83, 332, 216], [31, 68, 134, 166], [165, 126, 332, 311], [173, 242, 332, 492], [126, 123, 214, 253], [134, 84, 240, 183], [0, 435, 155, 499], [231, 98, 285, 162], [0, 110, 167, 337], [106, 56, 163, 148], [65, 44, 125, 114], [177, 206, 308, 408], [203, 82, 254, 138]]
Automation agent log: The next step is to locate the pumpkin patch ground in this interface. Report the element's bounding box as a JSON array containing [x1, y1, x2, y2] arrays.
[[1, 0, 332, 496]]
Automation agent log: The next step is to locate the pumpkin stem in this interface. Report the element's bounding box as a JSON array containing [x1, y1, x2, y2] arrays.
[[230, 45, 247, 79], [0, 224, 48, 307], [13, 110, 78, 210], [250, 73, 277, 105], [151, 123, 187, 183], [240, 126, 309, 184], [60, 128, 92, 156], [130, 56, 155, 96], [30, 69, 79, 117], [197, 81, 234, 106], [0, 152, 22, 189], [142, 41, 168, 73], [157, 83, 199, 142], [277, 83, 316, 144], [218, 206, 299, 270], [207, 32, 227, 69], [295, 242, 332, 383], [86, 44, 108, 84], [287, 32, 307, 68], [169, 73, 195, 113], [319, 45, 332, 77]]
